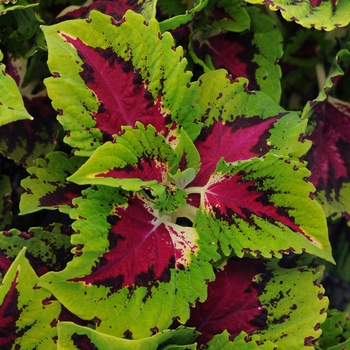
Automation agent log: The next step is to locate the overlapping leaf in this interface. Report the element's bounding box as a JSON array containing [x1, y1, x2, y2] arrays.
[[20, 152, 87, 215], [0, 248, 61, 349], [245, 0, 350, 31], [42, 10, 200, 156], [191, 7, 283, 102], [39, 185, 218, 339], [187, 258, 328, 348], [57, 322, 197, 350], [302, 48, 350, 220]]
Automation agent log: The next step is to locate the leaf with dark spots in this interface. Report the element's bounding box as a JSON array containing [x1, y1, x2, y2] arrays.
[[38, 186, 218, 338], [193, 154, 333, 262], [186, 258, 265, 345], [0, 249, 61, 349], [20, 152, 87, 215], [191, 7, 282, 102], [245, 0, 350, 30], [58, 321, 198, 349]]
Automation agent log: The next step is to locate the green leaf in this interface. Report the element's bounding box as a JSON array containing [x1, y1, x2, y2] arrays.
[[319, 309, 350, 350], [206, 331, 276, 349], [57, 322, 197, 350], [0, 0, 38, 14], [20, 152, 87, 215], [254, 261, 328, 348], [0, 248, 61, 349], [0, 50, 32, 126], [38, 186, 218, 339], [193, 154, 334, 262], [159, 0, 209, 32], [245, 0, 350, 31], [42, 10, 200, 156]]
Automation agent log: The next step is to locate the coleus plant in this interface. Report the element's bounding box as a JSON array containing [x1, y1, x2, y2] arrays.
[[0, 0, 350, 349]]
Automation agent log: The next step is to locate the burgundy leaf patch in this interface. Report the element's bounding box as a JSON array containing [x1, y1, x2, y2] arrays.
[[306, 96, 350, 201], [70, 193, 198, 292], [0, 271, 19, 348], [186, 259, 266, 345], [194, 32, 259, 91], [62, 34, 169, 141], [191, 116, 278, 187]]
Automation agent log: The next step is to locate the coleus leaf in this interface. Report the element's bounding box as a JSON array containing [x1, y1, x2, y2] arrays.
[[158, 0, 209, 32], [67, 123, 200, 213], [57, 0, 157, 22], [42, 10, 200, 156], [192, 154, 333, 262], [20, 152, 87, 215], [0, 175, 12, 231], [0, 248, 61, 349], [0, 50, 32, 126], [190, 7, 283, 103], [186, 258, 328, 348], [206, 330, 276, 349], [302, 48, 350, 220], [245, 0, 350, 31], [57, 322, 197, 350], [318, 309, 350, 349], [38, 185, 219, 338], [0, 224, 72, 277], [0, 0, 38, 14]]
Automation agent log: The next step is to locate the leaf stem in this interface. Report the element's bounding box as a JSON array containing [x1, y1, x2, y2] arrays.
[[315, 62, 326, 92]]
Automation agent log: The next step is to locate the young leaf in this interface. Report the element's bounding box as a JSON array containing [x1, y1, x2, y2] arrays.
[[57, 322, 197, 350], [38, 185, 218, 339], [190, 7, 283, 102], [20, 152, 87, 215], [0, 248, 61, 349], [192, 154, 333, 262], [245, 0, 350, 31], [0, 50, 32, 126], [186, 258, 328, 348], [42, 10, 200, 156]]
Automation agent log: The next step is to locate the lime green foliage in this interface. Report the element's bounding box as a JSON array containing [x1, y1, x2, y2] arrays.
[[58, 323, 198, 350], [0, 51, 32, 126], [245, 0, 350, 31]]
